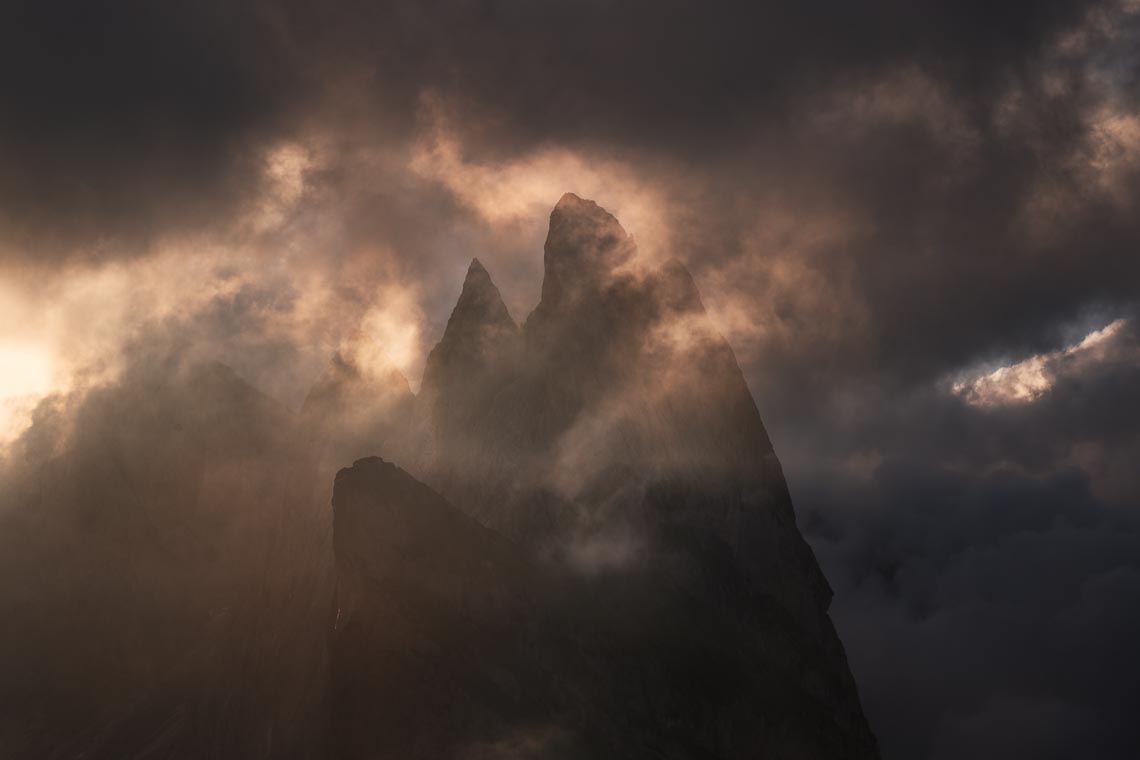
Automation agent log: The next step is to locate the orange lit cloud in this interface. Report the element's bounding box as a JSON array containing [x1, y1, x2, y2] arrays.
[[409, 93, 676, 268], [952, 319, 1129, 407]]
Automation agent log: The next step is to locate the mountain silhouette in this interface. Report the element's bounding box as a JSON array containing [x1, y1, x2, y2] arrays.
[[0, 194, 877, 759], [324, 193, 878, 758]]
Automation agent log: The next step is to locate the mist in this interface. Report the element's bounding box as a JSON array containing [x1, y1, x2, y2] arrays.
[[2, 1, 1140, 758]]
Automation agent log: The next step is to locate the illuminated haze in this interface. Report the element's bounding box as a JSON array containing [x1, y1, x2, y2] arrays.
[[2, 1, 1140, 757]]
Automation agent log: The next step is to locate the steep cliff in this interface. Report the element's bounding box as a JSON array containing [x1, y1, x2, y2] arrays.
[[331, 456, 878, 759], [330, 193, 878, 758], [0, 193, 877, 759]]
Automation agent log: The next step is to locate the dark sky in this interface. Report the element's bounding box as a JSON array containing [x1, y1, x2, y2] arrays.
[[1, 1, 1139, 757]]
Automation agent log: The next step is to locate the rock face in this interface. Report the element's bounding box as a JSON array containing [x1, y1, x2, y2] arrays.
[[421, 257, 518, 392], [0, 193, 877, 759], [410, 194, 842, 635], [331, 456, 878, 759], [330, 193, 879, 758]]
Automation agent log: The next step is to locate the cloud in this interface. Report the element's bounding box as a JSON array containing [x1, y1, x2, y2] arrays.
[[1, 0, 1139, 757], [0, 341, 54, 438], [409, 93, 678, 268], [789, 316, 1140, 758], [952, 318, 1128, 406]]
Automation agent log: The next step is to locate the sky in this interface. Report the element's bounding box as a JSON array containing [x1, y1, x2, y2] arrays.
[[1, 1, 1139, 757]]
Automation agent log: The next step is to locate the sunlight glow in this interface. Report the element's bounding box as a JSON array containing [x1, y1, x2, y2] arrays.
[[0, 342, 55, 441], [952, 319, 1126, 407]]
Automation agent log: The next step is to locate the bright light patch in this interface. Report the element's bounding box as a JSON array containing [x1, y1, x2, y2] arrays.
[[0, 342, 54, 441], [952, 319, 1126, 407], [338, 284, 426, 388], [358, 307, 420, 376], [250, 142, 314, 233], [409, 92, 672, 265]]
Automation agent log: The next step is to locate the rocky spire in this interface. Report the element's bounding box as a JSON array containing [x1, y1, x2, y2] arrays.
[[537, 192, 637, 313], [450, 258, 515, 335], [420, 258, 517, 395]]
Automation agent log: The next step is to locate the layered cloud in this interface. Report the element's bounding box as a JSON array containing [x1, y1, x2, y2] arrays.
[[1, 0, 1139, 757]]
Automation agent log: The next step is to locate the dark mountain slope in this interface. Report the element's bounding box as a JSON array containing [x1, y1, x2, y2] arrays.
[[0, 193, 877, 759], [331, 456, 878, 759], [392, 192, 877, 757]]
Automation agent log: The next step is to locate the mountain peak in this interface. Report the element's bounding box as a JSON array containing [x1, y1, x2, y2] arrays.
[[539, 194, 636, 311], [453, 257, 514, 330], [420, 258, 517, 394], [552, 191, 590, 212], [466, 256, 488, 279]]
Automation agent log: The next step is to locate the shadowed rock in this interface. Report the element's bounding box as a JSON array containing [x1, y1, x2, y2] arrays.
[[0, 193, 878, 760], [330, 456, 879, 759], [421, 257, 518, 395], [394, 193, 878, 757], [536, 192, 637, 314]]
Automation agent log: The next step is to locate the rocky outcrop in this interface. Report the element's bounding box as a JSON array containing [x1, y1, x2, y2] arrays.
[[411, 194, 840, 633], [0, 193, 878, 759], [330, 456, 879, 759], [332, 192, 879, 758], [411, 258, 522, 504], [420, 257, 518, 395]]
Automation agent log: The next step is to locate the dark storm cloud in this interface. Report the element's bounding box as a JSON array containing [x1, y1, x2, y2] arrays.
[[0, 0, 1104, 259], [779, 315, 1140, 495], [803, 459, 1140, 759], [286, 0, 1089, 152], [789, 311, 1140, 758], [6, 0, 1137, 404], [3, 2, 1140, 758], [0, 0, 306, 256]]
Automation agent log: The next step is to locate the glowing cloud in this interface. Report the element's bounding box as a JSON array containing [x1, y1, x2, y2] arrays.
[[340, 283, 426, 385], [952, 319, 1127, 407], [0, 341, 54, 441], [409, 93, 673, 265]]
